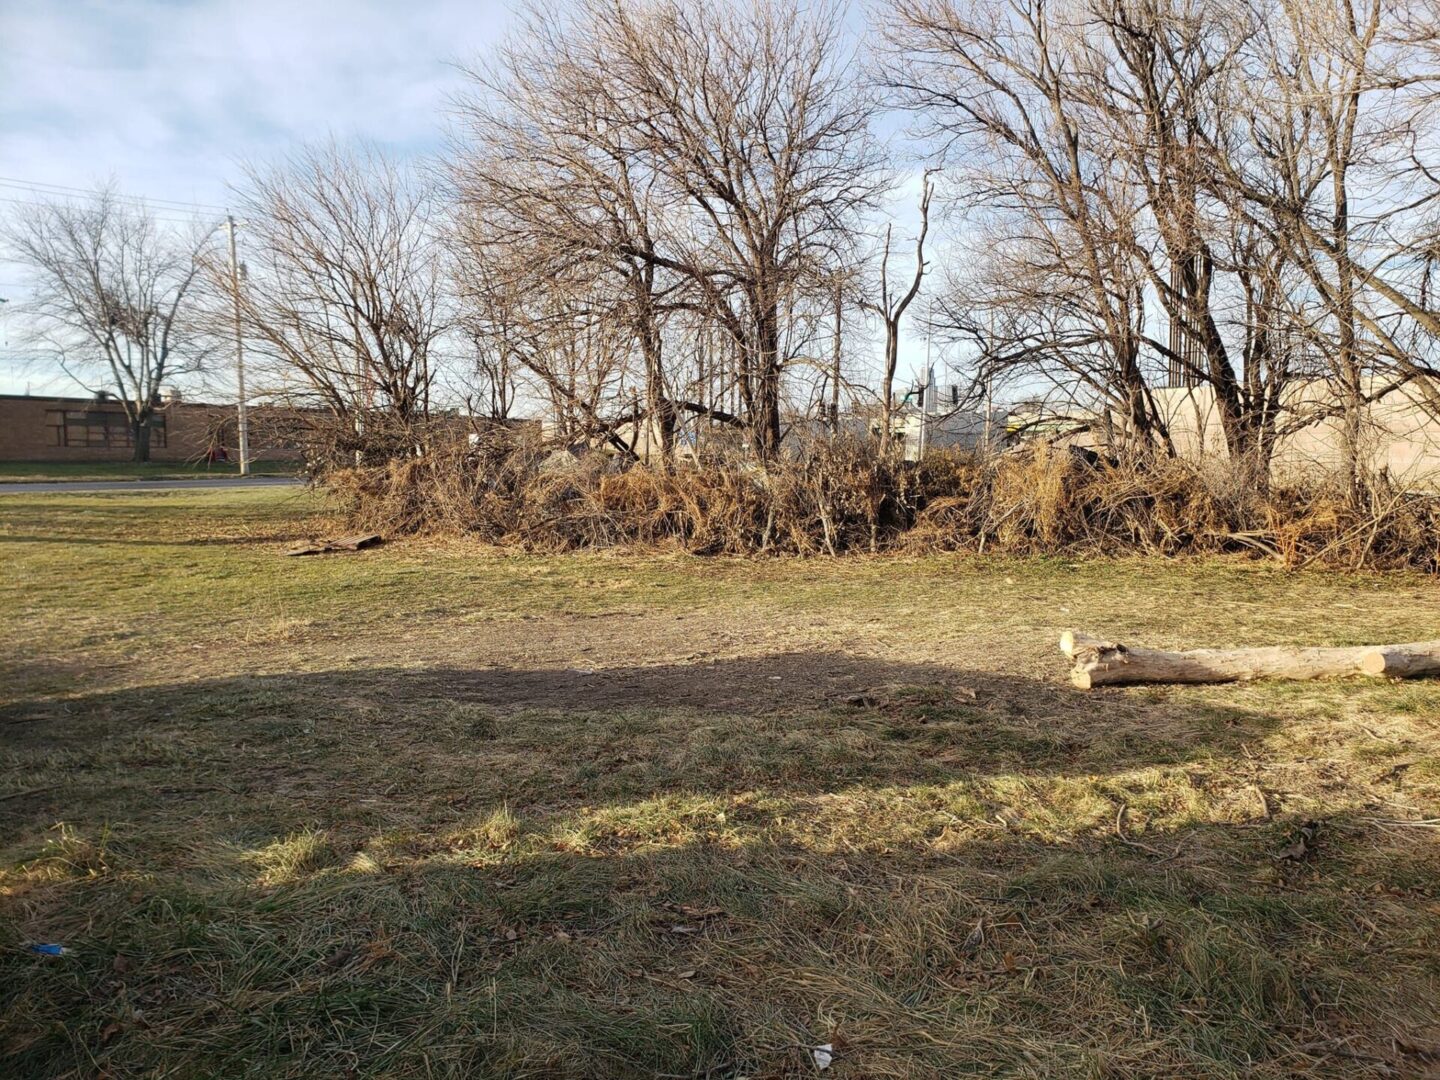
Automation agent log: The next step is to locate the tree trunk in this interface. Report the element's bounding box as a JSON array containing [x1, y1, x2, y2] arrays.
[[752, 371, 781, 461], [1061, 631, 1440, 689], [132, 417, 152, 463], [642, 342, 676, 465], [751, 301, 783, 462]]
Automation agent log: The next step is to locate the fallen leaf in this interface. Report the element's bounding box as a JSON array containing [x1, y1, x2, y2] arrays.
[[962, 919, 985, 953], [1272, 820, 1320, 862], [676, 969, 696, 979], [812, 1043, 834, 1070]]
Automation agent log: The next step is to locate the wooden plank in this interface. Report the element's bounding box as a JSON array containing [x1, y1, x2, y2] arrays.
[[284, 533, 383, 556]]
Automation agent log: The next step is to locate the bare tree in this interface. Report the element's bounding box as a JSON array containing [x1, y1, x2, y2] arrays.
[[860, 171, 935, 453], [1080, 0, 1295, 474], [886, 0, 1440, 484], [609, 0, 885, 459], [1221, 0, 1440, 495], [886, 0, 1173, 456], [503, 281, 638, 455], [450, 0, 688, 460], [225, 142, 447, 460], [464, 329, 518, 423], [452, 253, 523, 421], [3, 189, 211, 461], [451, 0, 884, 462]]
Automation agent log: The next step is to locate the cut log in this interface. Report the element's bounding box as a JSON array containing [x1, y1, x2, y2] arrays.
[[1060, 630, 1440, 689]]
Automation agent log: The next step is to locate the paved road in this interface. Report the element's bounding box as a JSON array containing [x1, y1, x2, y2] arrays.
[[0, 476, 304, 495]]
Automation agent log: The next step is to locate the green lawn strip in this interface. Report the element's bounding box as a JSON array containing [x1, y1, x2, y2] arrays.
[[0, 460, 302, 482]]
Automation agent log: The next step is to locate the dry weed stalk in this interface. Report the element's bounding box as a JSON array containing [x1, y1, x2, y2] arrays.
[[327, 437, 1440, 571]]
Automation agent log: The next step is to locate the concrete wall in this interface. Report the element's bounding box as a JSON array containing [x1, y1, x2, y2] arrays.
[[899, 408, 1007, 460], [0, 394, 303, 462], [569, 408, 1004, 464], [1151, 380, 1440, 486]]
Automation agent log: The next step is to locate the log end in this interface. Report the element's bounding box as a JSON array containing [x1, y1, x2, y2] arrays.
[[1070, 667, 1094, 690], [1059, 630, 1078, 658], [1359, 649, 1389, 676]]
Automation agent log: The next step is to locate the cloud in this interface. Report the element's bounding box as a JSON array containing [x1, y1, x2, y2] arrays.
[[0, 0, 512, 201], [0, 0, 513, 392]]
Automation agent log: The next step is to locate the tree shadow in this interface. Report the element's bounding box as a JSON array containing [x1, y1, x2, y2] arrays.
[[0, 651, 1279, 841]]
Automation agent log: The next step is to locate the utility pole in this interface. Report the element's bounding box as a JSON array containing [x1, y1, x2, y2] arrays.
[[225, 215, 251, 475]]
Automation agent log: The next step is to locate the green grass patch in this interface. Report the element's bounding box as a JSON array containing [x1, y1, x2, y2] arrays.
[[0, 458, 302, 481]]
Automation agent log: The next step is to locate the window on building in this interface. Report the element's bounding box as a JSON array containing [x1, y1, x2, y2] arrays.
[[43, 408, 166, 448]]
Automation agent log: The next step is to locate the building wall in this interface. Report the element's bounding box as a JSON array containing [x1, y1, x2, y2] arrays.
[[0, 395, 302, 462], [581, 409, 1002, 464], [1151, 381, 1440, 486]]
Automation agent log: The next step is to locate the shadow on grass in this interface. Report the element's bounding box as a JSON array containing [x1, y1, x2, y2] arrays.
[[2, 654, 1438, 1078], [0, 651, 1277, 831]]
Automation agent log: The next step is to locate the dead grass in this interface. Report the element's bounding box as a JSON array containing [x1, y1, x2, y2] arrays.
[[2, 488, 1439, 1077]]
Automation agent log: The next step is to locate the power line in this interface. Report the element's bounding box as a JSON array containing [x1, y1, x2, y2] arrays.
[[0, 195, 205, 227], [0, 176, 231, 213]]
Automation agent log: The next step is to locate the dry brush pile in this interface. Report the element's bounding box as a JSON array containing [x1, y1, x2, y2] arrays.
[[325, 433, 1440, 571]]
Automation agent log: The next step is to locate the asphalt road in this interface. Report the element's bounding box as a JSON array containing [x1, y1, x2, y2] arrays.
[[0, 476, 304, 495]]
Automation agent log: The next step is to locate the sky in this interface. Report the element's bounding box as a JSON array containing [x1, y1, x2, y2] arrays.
[[0, 0, 515, 395], [0, 0, 944, 404]]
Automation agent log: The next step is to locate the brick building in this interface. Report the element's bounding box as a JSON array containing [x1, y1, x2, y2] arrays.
[[0, 393, 302, 463]]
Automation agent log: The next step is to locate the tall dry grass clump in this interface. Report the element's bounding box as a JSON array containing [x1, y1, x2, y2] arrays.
[[325, 433, 1440, 571]]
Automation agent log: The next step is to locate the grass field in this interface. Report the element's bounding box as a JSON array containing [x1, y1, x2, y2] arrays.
[[0, 459, 301, 482], [2, 488, 1439, 1078]]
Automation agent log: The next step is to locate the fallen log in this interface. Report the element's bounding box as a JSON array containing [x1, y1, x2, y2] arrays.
[[1060, 630, 1440, 689]]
